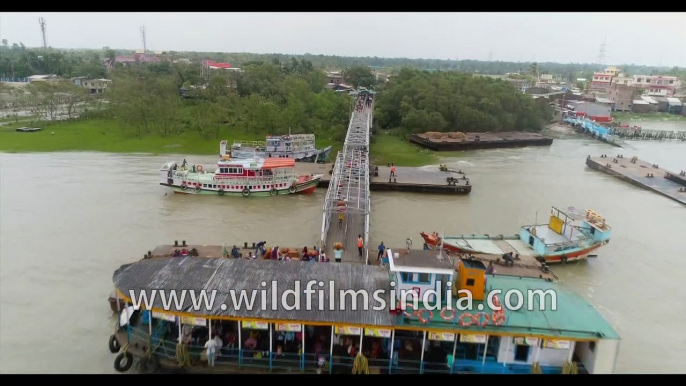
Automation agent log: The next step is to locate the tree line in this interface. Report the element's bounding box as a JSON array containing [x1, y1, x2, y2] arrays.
[[375, 68, 552, 134], [104, 58, 352, 140], [2, 39, 684, 84]]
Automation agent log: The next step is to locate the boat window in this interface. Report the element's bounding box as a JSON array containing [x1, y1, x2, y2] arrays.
[[400, 272, 432, 284], [514, 345, 531, 362], [466, 278, 475, 286]]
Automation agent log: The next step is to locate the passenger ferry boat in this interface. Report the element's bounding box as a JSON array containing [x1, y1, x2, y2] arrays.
[[107, 247, 619, 374], [160, 156, 322, 197], [226, 132, 332, 163], [420, 206, 611, 264]]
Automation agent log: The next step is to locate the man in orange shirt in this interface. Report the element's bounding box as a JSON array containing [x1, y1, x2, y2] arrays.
[[357, 235, 364, 257]]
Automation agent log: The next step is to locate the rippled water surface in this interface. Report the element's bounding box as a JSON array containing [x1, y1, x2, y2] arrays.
[[1, 123, 685, 373]]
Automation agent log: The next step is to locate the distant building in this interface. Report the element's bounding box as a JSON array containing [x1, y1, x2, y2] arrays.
[[104, 52, 171, 68], [666, 97, 683, 115], [570, 101, 612, 119], [326, 71, 344, 85], [607, 84, 634, 112], [590, 66, 623, 91], [631, 75, 681, 97], [653, 97, 669, 112], [631, 99, 653, 113], [72, 77, 111, 94]]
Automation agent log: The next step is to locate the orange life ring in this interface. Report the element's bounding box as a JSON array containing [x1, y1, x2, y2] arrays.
[[196, 165, 204, 172], [403, 304, 415, 318], [440, 308, 455, 321], [474, 312, 490, 327], [416, 309, 433, 324], [492, 312, 506, 326], [458, 313, 475, 327], [492, 294, 502, 309]]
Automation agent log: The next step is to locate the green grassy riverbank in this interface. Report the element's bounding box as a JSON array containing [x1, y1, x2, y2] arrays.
[[0, 119, 447, 167]]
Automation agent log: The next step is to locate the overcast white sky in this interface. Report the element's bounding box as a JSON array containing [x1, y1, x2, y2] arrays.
[[1, 12, 684, 66]]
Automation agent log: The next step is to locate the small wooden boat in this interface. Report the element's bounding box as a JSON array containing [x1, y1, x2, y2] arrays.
[[421, 206, 611, 264]]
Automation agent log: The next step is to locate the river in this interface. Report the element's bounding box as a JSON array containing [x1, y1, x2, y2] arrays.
[[1, 120, 685, 373]]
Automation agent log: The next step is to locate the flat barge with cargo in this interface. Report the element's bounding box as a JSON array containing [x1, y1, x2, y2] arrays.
[[409, 131, 553, 151]]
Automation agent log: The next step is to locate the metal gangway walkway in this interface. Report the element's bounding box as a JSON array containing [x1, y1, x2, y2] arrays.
[[607, 127, 686, 141], [320, 92, 373, 264]]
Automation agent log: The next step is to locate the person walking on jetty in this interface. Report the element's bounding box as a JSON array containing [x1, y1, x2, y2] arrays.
[[390, 164, 396, 178], [377, 242, 386, 261], [333, 243, 344, 263], [357, 235, 364, 257]]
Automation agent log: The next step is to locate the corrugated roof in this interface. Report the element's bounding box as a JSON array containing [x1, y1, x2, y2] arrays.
[[113, 257, 396, 326], [641, 96, 658, 104], [632, 100, 649, 105]]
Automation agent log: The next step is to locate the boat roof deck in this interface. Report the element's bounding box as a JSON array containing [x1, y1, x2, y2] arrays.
[[446, 237, 538, 257], [387, 248, 456, 273], [461, 253, 557, 280], [113, 257, 396, 327], [400, 275, 620, 341]]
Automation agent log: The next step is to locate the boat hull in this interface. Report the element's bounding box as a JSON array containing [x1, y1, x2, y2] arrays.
[[162, 176, 322, 197], [420, 232, 608, 263]]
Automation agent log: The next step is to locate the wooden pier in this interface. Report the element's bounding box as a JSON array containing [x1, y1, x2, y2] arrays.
[[295, 163, 472, 195], [585, 155, 686, 206], [409, 131, 553, 151]]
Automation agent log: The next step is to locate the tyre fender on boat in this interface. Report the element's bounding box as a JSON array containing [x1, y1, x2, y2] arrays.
[[180, 184, 187, 191], [108, 335, 120, 354], [561, 255, 568, 263], [218, 189, 225, 196], [195, 186, 201, 193], [270, 188, 278, 196], [114, 351, 134, 372], [242, 188, 250, 197], [288, 185, 297, 194]]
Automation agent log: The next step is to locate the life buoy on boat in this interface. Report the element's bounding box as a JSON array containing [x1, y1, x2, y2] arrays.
[[474, 312, 490, 327], [242, 188, 250, 197], [114, 352, 134, 372], [218, 189, 225, 196], [196, 165, 204, 173], [416, 309, 433, 324], [270, 188, 278, 196], [458, 313, 475, 327], [288, 185, 297, 194], [403, 304, 415, 318], [492, 311, 506, 326], [108, 335, 120, 353], [440, 308, 455, 321]]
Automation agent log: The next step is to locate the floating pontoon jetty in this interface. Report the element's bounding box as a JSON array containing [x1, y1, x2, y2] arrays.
[[409, 131, 553, 151]]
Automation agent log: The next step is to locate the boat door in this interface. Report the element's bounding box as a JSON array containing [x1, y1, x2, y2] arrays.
[[529, 235, 535, 246]]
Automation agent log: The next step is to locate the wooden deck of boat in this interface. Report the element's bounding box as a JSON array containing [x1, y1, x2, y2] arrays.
[[295, 163, 471, 195], [323, 211, 368, 265], [586, 155, 686, 206]]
